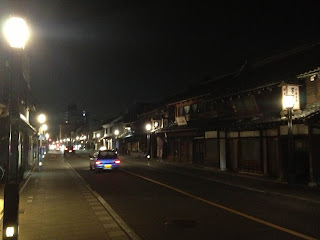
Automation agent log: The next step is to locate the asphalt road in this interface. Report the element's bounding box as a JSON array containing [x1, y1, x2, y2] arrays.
[[65, 153, 320, 240]]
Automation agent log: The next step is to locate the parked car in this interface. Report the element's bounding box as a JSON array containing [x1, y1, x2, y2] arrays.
[[64, 145, 75, 154], [89, 149, 120, 171]]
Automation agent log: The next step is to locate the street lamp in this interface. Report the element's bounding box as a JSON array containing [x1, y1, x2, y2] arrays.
[[41, 123, 48, 132], [37, 113, 46, 124], [113, 130, 120, 153], [2, 16, 30, 240], [3, 17, 29, 49], [145, 123, 152, 159], [38, 115, 47, 168], [114, 129, 119, 136], [145, 123, 152, 131], [283, 95, 295, 185]]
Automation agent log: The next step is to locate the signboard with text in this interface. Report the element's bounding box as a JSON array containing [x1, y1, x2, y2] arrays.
[[176, 116, 187, 126], [282, 85, 300, 110]]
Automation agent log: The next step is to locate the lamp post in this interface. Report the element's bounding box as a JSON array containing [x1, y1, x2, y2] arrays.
[[283, 95, 295, 185], [114, 129, 119, 153], [37, 114, 46, 142], [145, 123, 152, 159], [2, 16, 29, 240], [37, 114, 47, 165]]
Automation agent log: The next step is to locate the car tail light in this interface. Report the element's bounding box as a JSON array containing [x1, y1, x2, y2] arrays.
[[95, 161, 102, 165], [115, 160, 120, 164]]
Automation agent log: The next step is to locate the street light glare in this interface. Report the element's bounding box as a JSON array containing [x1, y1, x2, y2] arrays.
[[37, 114, 46, 124], [5, 226, 15, 237], [41, 124, 48, 131], [283, 95, 295, 109], [3, 17, 29, 49], [146, 123, 152, 131]]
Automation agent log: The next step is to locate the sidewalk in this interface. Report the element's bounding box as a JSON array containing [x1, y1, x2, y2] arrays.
[[2, 153, 134, 240]]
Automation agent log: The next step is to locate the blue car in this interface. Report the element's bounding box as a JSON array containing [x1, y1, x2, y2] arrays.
[[89, 150, 120, 171]]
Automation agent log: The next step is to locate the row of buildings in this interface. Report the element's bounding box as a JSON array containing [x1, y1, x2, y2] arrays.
[[1, 41, 318, 186], [72, 43, 320, 186]]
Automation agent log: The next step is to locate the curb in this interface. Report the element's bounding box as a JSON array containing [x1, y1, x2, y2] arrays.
[[66, 161, 142, 240]]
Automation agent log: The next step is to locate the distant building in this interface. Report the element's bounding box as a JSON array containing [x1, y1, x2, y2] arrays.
[[59, 104, 88, 140]]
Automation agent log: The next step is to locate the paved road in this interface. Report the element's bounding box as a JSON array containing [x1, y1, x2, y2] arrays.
[[66, 153, 320, 240]]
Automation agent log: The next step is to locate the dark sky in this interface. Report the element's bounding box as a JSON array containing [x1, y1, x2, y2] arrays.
[[2, 1, 320, 121]]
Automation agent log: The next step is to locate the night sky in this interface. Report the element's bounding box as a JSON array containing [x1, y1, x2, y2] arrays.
[[2, 1, 320, 122]]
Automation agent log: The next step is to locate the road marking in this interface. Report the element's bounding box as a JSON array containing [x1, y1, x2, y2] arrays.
[[122, 169, 318, 240], [178, 170, 320, 204], [66, 162, 142, 240], [123, 158, 320, 204]]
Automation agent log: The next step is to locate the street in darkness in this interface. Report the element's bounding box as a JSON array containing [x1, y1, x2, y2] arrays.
[[66, 153, 320, 240], [1, 2, 320, 240]]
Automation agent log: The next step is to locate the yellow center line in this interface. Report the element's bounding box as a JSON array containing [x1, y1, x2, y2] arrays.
[[122, 169, 318, 240]]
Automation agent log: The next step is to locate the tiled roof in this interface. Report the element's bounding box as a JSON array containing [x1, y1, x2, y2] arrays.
[[228, 43, 320, 97], [156, 103, 320, 133], [165, 42, 320, 104]]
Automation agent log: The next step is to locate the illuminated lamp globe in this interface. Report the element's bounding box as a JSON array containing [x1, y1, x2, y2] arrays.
[[283, 95, 295, 109], [37, 114, 46, 124], [145, 123, 152, 131], [3, 16, 29, 49], [41, 124, 48, 131]]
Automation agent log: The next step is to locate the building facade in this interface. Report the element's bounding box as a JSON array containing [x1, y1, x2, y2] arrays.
[[150, 44, 320, 185]]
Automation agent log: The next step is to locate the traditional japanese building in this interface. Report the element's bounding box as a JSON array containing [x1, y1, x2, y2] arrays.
[[154, 43, 320, 185]]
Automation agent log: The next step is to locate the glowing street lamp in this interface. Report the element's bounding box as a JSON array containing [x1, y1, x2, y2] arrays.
[[283, 95, 295, 110], [41, 124, 48, 132], [283, 94, 295, 185], [145, 123, 152, 159], [2, 16, 30, 240], [37, 113, 46, 124], [114, 129, 119, 136], [145, 123, 152, 131], [3, 16, 29, 49]]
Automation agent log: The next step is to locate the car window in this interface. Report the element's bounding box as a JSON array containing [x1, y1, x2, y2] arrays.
[[98, 151, 117, 159]]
